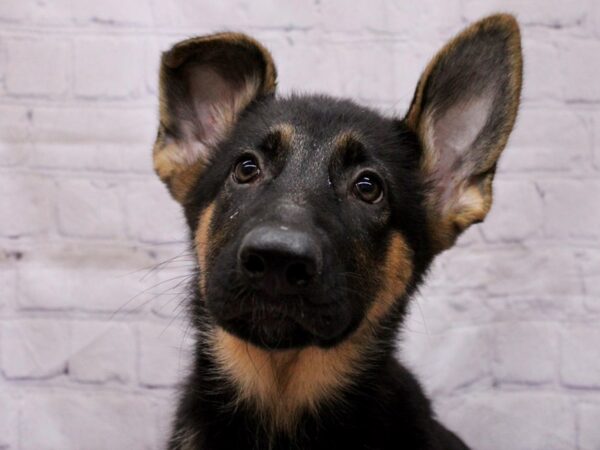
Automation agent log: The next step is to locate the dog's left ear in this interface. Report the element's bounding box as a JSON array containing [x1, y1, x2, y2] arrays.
[[153, 33, 277, 203], [406, 14, 522, 253]]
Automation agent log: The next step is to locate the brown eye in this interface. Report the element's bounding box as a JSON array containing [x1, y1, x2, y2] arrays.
[[353, 172, 383, 203], [233, 155, 260, 183]]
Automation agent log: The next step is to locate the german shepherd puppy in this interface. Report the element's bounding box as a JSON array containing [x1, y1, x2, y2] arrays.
[[153, 14, 522, 450]]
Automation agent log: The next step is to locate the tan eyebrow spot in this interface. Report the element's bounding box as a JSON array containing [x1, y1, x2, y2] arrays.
[[333, 130, 363, 149], [263, 123, 295, 153]]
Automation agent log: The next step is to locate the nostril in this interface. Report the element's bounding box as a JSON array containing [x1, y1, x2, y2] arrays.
[[243, 253, 266, 278], [285, 261, 314, 287]]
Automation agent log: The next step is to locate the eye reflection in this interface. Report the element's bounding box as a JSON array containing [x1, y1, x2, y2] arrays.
[[233, 155, 261, 183], [353, 173, 383, 203]]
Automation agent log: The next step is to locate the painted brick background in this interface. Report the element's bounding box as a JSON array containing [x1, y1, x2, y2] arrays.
[[0, 1, 599, 449]]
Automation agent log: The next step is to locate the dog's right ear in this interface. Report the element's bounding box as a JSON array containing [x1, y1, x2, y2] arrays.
[[153, 33, 277, 203]]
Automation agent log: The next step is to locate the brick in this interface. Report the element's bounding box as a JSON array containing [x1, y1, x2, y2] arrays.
[[318, 0, 461, 35], [69, 322, 135, 384], [486, 247, 581, 298], [425, 250, 489, 295], [0, 392, 18, 449], [338, 41, 397, 102], [481, 179, 544, 243], [28, 0, 73, 24], [271, 36, 430, 105], [266, 36, 344, 98], [0, 174, 55, 237], [580, 250, 600, 302], [28, 106, 155, 173], [0, 2, 29, 22], [1, 319, 70, 379], [318, 0, 388, 33], [138, 321, 192, 387], [144, 39, 161, 95], [0, 0, 72, 24], [560, 39, 600, 102], [434, 247, 581, 299], [403, 290, 494, 335], [492, 322, 558, 385], [20, 393, 157, 450], [0, 268, 16, 310], [243, 0, 318, 28], [0, 105, 31, 167], [560, 325, 600, 388], [125, 180, 186, 243], [401, 326, 491, 396], [592, 0, 600, 39], [383, 0, 462, 37], [71, 0, 153, 26], [521, 36, 564, 102], [73, 38, 145, 98], [578, 403, 600, 450], [155, 398, 177, 450], [150, 1, 247, 28], [462, 0, 589, 27], [5, 38, 69, 96], [491, 295, 582, 324], [499, 109, 589, 173], [437, 392, 575, 450], [538, 179, 600, 240], [216, 0, 318, 29], [17, 246, 159, 312], [592, 112, 600, 171], [56, 179, 125, 239]]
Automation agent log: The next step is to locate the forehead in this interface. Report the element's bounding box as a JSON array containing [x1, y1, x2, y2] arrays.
[[233, 95, 398, 158]]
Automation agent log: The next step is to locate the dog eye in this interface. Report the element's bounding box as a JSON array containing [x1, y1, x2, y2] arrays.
[[353, 172, 383, 203], [233, 155, 261, 183]]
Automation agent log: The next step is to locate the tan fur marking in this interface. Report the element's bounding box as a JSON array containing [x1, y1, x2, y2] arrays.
[[333, 130, 364, 155], [271, 122, 295, 148], [365, 232, 414, 326], [212, 329, 363, 433], [153, 139, 206, 203], [211, 232, 413, 433], [195, 203, 216, 296]]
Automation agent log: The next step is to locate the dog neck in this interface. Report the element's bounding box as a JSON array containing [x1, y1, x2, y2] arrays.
[[209, 326, 373, 433]]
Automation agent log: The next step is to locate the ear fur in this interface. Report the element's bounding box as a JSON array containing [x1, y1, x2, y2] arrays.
[[406, 14, 523, 253], [153, 33, 277, 203]]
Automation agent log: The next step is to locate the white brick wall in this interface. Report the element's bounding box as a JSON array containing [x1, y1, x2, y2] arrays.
[[0, 2, 598, 449]]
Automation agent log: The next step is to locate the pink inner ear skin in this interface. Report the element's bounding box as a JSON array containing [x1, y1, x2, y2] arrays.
[[188, 66, 237, 144], [427, 93, 495, 206]]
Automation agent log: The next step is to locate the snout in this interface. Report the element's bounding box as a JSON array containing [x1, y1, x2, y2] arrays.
[[207, 221, 359, 349], [238, 225, 322, 295]]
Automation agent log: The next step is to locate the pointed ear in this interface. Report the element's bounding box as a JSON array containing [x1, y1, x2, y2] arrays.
[[406, 14, 522, 253], [153, 33, 277, 203]]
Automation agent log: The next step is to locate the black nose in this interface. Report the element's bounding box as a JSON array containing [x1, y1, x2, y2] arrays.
[[238, 225, 322, 293]]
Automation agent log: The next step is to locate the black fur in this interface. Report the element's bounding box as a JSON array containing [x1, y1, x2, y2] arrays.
[[154, 15, 522, 450], [167, 95, 467, 450]]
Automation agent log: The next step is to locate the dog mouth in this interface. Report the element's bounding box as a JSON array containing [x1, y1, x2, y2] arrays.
[[222, 311, 309, 349], [208, 292, 352, 349]]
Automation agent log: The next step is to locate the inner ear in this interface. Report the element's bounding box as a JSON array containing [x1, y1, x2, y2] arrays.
[[406, 14, 522, 253], [154, 33, 277, 203]]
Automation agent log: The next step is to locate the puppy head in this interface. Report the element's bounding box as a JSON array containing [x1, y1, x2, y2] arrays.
[[153, 16, 522, 351]]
